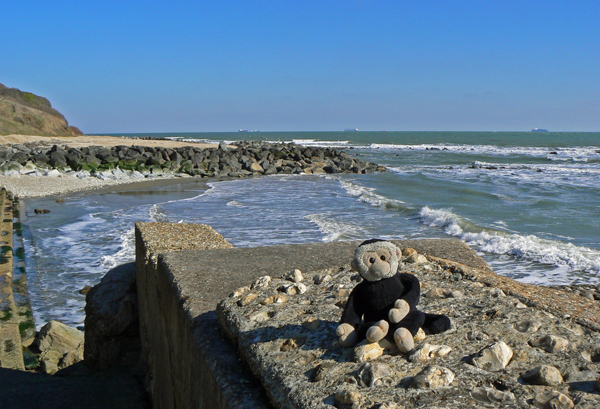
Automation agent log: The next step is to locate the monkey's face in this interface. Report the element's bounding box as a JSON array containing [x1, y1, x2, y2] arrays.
[[351, 240, 400, 282]]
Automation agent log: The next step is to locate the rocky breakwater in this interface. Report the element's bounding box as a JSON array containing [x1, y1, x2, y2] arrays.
[[217, 249, 600, 408], [0, 140, 385, 180]]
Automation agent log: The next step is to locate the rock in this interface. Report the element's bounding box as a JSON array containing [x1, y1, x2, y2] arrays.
[[471, 386, 516, 405], [237, 292, 258, 306], [357, 362, 395, 387], [425, 287, 462, 299], [35, 320, 84, 372], [354, 342, 385, 363], [489, 288, 506, 297], [45, 169, 61, 177], [251, 276, 271, 290], [261, 294, 288, 305], [467, 330, 489, 341], [521, 365, 563, 386], [408, 343, 452, 363], [514, 319, 542, 333], [534, 391, 574, 409], [285, 268, 304, 283], [471, 341, 513, 371], [411, 366, 455, 389], [34, 208, 50, 214], [406, 253, 428, 264], [334, 389, 362, 408], [302, 318, 321, 330], [529, 335, 569, 353], [84, 262, 140, 370], [313, 273, 332, 285]]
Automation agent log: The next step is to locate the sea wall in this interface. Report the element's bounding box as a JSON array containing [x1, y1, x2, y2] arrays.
[[0, 140, 385, 179], [0, 188, 35, 370], [134, 222, 520, 409]]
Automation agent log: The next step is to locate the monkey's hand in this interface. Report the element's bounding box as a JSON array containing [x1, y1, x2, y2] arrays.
[[336, 323, 359, 347], [366, 319, 389, 343], [388, 299, 410, 324]]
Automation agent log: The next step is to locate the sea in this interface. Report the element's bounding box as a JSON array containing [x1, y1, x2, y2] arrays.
[[20, 131, 600, 329]]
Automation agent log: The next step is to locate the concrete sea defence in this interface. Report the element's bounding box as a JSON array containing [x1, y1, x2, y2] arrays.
[[130, 223, 600, 409], [0, 188, 35, 370]]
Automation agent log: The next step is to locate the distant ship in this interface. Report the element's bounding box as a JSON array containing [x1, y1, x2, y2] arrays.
[[531, 128, 548, 132], [344, 128, 359, 132]]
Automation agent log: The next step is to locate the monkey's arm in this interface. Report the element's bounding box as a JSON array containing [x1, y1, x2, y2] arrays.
[[339, 290, 362, 328], [397, 272, 421, 307]]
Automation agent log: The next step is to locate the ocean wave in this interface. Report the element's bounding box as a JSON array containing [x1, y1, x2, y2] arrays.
[[368, 143, 600, 161], [100, 228, 136, 270], [334, 177, 412, 211], [305, 213, 366, 242], [419, 206, 600, 277], [292, 139, 351, 148]]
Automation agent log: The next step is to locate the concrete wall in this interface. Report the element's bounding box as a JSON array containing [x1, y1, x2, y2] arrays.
[[134, 222, 488, 409]]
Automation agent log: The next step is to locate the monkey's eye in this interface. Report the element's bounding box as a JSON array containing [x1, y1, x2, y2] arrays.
[[380, 255, 386, 261], [369, 257, 376, 264]]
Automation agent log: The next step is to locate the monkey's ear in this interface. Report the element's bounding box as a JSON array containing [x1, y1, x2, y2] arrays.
[[350, 258, 359, 272]]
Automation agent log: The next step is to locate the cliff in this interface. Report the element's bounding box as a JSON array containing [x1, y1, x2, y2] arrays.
[[0, 83, 82, 136]]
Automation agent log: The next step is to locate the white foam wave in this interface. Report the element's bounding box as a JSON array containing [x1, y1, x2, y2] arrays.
[[335, 178, 410, 210], [149, 204, 170, 222], [293, 139, 351, 148], [227, 200, 244, 207], [368, 143, 600, 161], [419, 206, 600, 276], [100, 228, 135, 270], [305, 213, 366, 242]]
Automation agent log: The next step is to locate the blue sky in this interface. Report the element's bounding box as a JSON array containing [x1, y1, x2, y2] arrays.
[[2, 1, 599, 132]]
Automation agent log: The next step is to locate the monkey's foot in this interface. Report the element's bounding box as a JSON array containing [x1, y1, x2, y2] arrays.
[[336, 323, 359, 347], [394, 327, 415, 353], [366, 320, 389, 343], [388, 299, 410, 324]]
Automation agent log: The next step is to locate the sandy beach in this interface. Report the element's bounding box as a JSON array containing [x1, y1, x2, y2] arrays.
[[0, 134, 217, 198]]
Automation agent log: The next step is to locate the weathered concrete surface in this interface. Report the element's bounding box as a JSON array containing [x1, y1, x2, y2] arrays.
[[134, 223, 496, 409], [217, 248, 600, 408], [0, 188, 24, 370]]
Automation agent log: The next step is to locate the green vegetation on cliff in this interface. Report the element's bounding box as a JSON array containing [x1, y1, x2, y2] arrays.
[[0, 83, 82, 136]]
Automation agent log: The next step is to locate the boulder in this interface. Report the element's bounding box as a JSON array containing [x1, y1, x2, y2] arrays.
[[35, 320, 84, 374], [84, 262, 140, 370]]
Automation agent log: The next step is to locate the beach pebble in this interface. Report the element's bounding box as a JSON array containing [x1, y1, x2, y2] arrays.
[[534, 391, 574, 409], [334, 389, 362, 408], [521, 365, 563, 386], [251, 276, 271, 290], [231, 286, 250, 297], [414, 327, 427, 342], [284, 268, 304, 283], [471, 386, 516, 405], [261, 293, 288, 305], [280, 336, 306, 352], [237, 292, 258, 306], [358, 362, 395, 387], [425, 287, 462, 299], [313, 273, 331, 285], [514, 319, 542, 333], [529, 335, 569, 353], [354, 342, 384, 363], [408, 343, 452, 362], [515, 301, 528, 309], [467, 330, 489, 341], [471, 341, 513, 371], [489, 288, 506, 297], [301, 318, 321, 330], [45, 169, 61, 177], [248, 308, 274, 323], [410, 366, 455, 389]]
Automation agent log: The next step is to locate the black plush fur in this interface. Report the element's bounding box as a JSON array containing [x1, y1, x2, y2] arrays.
[[340, 272, 451, 343]]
